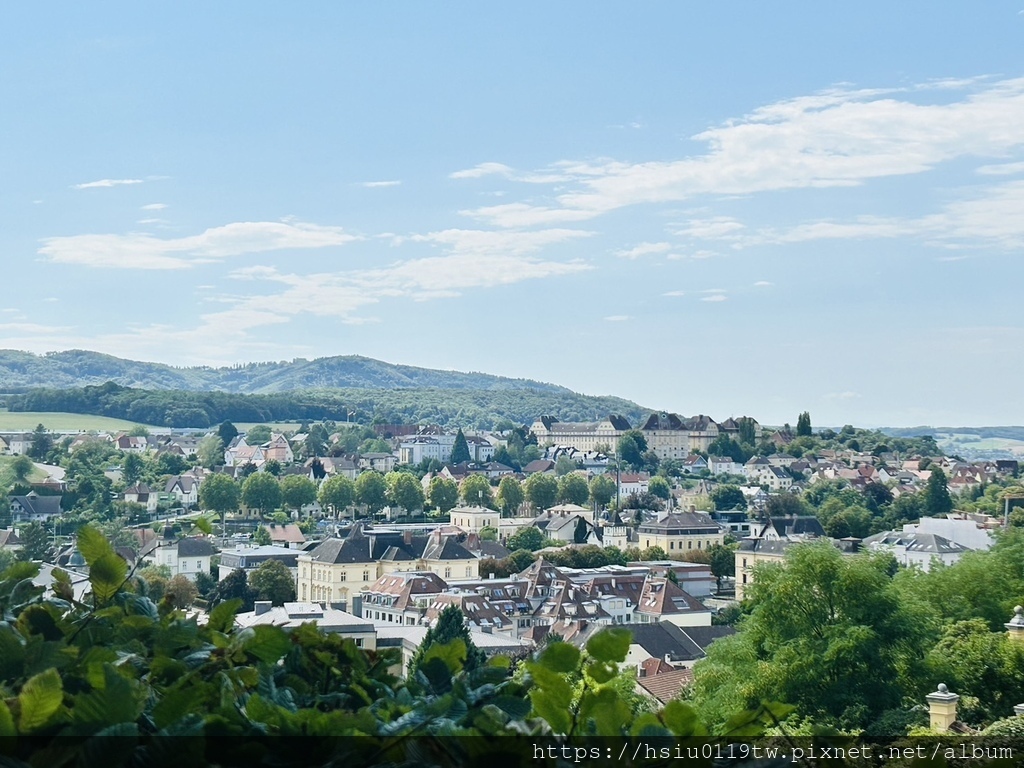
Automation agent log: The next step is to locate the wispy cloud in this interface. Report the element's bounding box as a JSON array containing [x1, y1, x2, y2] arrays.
[[38, 220, 361, 269], [450, 162, 514, 180], [460, 77, 1024, 227], [662, 290, 686, 297], [72, 178, 144, 190], [754, 281, 774, 287], [615, 241, 673, 260], [604, 315, 631, 322], [141, 203, 167, 210], [360, 180, 402, 188], [701, 294, 727, 302]]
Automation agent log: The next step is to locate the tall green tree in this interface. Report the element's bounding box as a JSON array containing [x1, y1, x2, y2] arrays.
[[450, 429, 471, 464], [506, 526, 545, 552], [524, 473, 558, 512], [197, 435, 224, 469], [249, 558, 297, 606], [496, 476, 524, 516], [10, 455, 34, 485], [210, 567, 256, 611], [589, 475, 616, 510], [427, 476, 459, 513], [318, 475, 355, 517], [710, 484, 746, 511], [556, 474, 590, 506], [122, 452, 145, 486], [354, 471, 388, 514], [29, 423, 52, 460], [387, 472, 425, 513], [199, 473, 241, 532], [616, 430, 647, 469], [460, 474, 494, 508], [648, 476, 671, 501], [217, 420, 239, 447], [408, 604, 485, 679], [280, 475, 317, 515], [242, 472, 283, 518], [796, 411, 812, 437], [17, 522, 50, 562], [924, 467, 954, 516]]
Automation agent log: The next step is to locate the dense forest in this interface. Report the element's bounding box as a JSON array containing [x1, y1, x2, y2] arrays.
[[0, 349, 579, 394], [5, 382, 649, 429]]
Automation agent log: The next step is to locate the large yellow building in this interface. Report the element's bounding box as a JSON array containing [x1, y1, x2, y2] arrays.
[[637, 511, 725, 558]]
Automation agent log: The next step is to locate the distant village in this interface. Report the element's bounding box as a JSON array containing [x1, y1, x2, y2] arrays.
[[0, 411, 1017, 705]]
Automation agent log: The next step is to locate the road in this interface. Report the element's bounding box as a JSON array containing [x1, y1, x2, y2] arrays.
[[33, 462, 66, 482]]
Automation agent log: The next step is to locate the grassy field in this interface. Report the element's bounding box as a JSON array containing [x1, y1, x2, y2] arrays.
[[235, 422, 304, 433], [0, 410, 163, 433], [936, 432, 1024, 456], [0, 455, 49, 482]]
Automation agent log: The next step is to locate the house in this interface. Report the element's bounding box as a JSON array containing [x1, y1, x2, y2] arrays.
[[862, 530, 970, 571], [359, 453, 397, 473], [522, 459, 556, 475], [0, 529, 21, 552], [708, 455, 743, 476], [113, 434, 149, 453], [236, 602, 375, 649], [465, 435, 495, 462], [360, 571, 448, 626], [424, 592, 517, 637], [165, 475, 200, 507], [5, 434, 32, 456], [218, 545, 300, 580], [375, 624, 529, 678], [531, 510, 601, 545], [681, 455, 708, 474], [734, 537, 792, 600], [618, 472, 650, 498], [141, 527, 218, 581], [123, 483, 159, 514], [9, 492, 62, 524], [260, 523, 306, 548], [634, 578, 712, 627], [636, 510, 724, 558], [449, 506, 500, 534], [263, 434, 294, 464], [753, 516, 826, 541]]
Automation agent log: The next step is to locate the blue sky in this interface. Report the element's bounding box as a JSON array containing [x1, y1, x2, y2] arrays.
[[2, 3, 1023, 427]]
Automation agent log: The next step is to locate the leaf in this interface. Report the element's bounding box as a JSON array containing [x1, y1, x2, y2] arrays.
[[535, 641, 580, 673], [208, 599, 242, 633], [661, 700, 705, 737], [0, 699, 14, 738], [528, 670, 572, 734], [192, 517, 213, 535], [244, 625, 291, 664], [18, 668, 63, 733], [76, 525, 114, 568], [421, 638, 467, 675], [630, 712, 670, 737], [578, 687, 630, 735], [1, 561, 39, 582], [89, 553, 128, 603], [72, 665, 144, 726], [586, 627, 632, 664], [491, 696, 531, 720], [585, 660, 617, 684]]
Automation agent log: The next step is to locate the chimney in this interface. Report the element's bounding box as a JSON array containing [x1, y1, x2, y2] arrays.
[[403, 530, 413, 546], [926, 684, 959, 732], [254, 601, 272, 616], [689, 505, 696, 514], [1006, 606, 1024, 643]]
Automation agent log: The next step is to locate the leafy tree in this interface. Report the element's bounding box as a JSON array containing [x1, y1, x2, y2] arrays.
[[387, 472, 424, 513], [10, 455, 34, 484], [211, 567, 256, 611], [29, 424, 52, 461], [427, 476, 459, 513], [197, 435, 224, 469], [409, 604, 485, 679], [589, 474, 616, 510], [506, 526, 545, 552], [496, 476, 524, 516], [648, 475, 671, 501], [764, 493, 810, 518], [450, 429, 471, 464], [707, 435, 750, 464], [556, 474, 589, 506], [123, 452, 145, 486], [249, 559, 297, 606], [924, 467, 954, 516], [245, 424, 272, 444], [796, 411, 812, 437], [823, 505, 872, 539], [136, 564, 171, 601], [355, 471, 388, 514], [281, 475, 317, 514], [524, 473, 558, 511], [710, 484, 746, 511], [490, 445, 520, 472], [165, 574, 199, 609], [479, 526, 498, 541], [318, 475, 355, 517], [460, 474, 494, 508], [194, 570, 217, 598], [554, 455, 576, 476], [737, 417, 758, 445], [617, 430, 647, 469], [263, 458, 282, 476], [217, 420, 239, 447], [507, 548, 536, 572], [862, 482, 894, 513], [156, 452, 189, 476], [242, 472, 283, 517], [707, 543, 735, 592], [253, 526, 272, 546], [641, 546, 667, 561], [17, 522, 50, 562], [692, 542, 928, 730], [199, 472, 241, 533]]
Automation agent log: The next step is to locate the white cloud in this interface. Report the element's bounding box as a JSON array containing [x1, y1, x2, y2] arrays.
[[458, 202, 595, 228], [701, 288, 726, 294], [38, 220, 361, 269], [754, 281, 774, 287], [662, 290, 686, 297], [615, 241, 673, 260], [0, 322, 72, 333], [673, 217, 746, 240], [141, 203, 167, 210], [137, 218, 165, 225], [604, 315, 631, 322], [72, 178, 144, 189], [360, 180, 402, 188], [701, 294, 727, 302], [462, 77, 1024, 226], [450, 162, 514, 179]]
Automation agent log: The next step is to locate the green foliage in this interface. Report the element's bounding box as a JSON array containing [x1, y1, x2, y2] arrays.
[[354, 471, 388, 514], [796, 411, 812, 437], [280, 474, 317, 512], [253, 526, 272, 545], [386, 471, 424, 512], [244, 424, 272, 444], [409, 604, 485, 680], [617, 430, 647, 469], [318, 474, 355, 516], [450, 428, 471, 464], [524, 473, 557, 511], [427, 476, 459, 513], [241, 471, 282, 516], [460, 474, 494, 508], [924, 466, 954, 516], [196, 435, 224, 469], [496, 475, 524, 516], [198, 472, 240, 515], [556, 473, 590, 506], [648, 475, 671, 500], [248, 559, 297, 606], [588, 474, 615, 509], [506, 526, 545, 552], [710, 484, 746, 511], [17, 522, 51, 562]]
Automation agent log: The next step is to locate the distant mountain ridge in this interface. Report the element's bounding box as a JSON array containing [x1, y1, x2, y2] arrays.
[[0, 349, 573, 395]]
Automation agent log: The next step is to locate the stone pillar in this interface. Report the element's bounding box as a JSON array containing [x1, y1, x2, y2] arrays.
[[1006, 606, 1024, 643], [926, 684, 959, 732]]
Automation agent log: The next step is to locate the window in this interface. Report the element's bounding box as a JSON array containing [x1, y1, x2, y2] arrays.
[[339, 571, 346, 582], [444, 567, 452, 578], [363, 571, 370, 581], [465, 566, 472, 576], [687, 541, 692, 550]]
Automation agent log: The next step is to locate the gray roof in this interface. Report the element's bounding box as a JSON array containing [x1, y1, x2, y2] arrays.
[[627, 621, 705, 663], [177, 538, 218, 557], [863, 530, 970, 554]]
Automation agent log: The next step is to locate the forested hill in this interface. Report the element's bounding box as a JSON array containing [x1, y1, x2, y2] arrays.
[[5, 383, 650, 429], [0, 349, 573, 394]]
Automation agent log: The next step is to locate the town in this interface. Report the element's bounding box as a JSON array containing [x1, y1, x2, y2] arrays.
[[2, 409, 1021, 726]]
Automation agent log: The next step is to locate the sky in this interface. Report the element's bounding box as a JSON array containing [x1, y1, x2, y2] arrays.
[[2, 3, 1023, 428]]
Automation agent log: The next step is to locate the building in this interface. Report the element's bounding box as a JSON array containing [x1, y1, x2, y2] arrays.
[[862, 530, 970, 571], [218, 545, 300, 580], [164, 475, 200, 508], [235, 602, 376, 649], [529, 415, 631, 453], [449, 505, 500, 534], [636, 510, 725, 558], [360, 571, 447, 626], [141, 527, 218, 581], [260, 523, 307, 549], [10, 492, 62, 524]]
